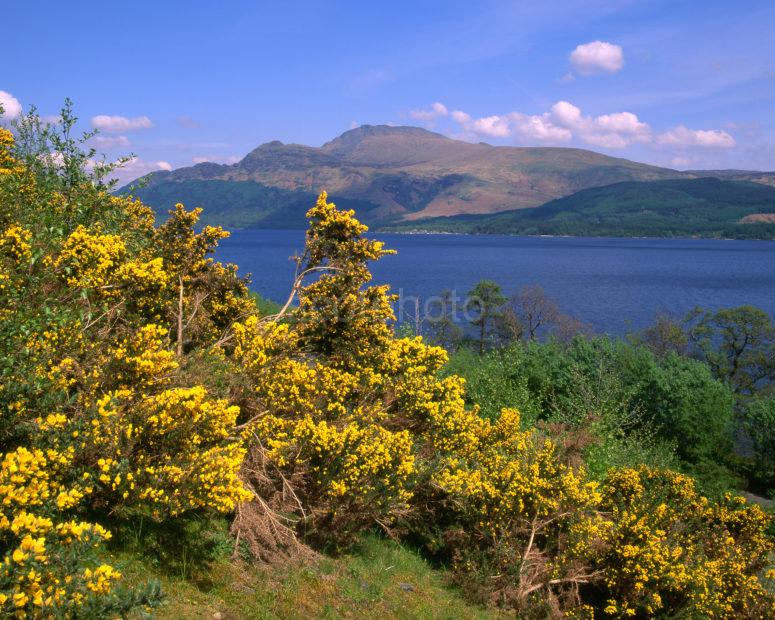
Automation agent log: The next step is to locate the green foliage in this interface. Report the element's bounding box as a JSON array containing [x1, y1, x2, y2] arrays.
[[12, 98, 131, 195], [5, 101, 775, 619], [445, 337, 738, 493], [687, 305, 775, 396], [745, 397, 775, 493], [125, 179, 382, 229], [466, 280, 507, 355], [1, 104, 249, 617], [442, 346, 540, 425], [628, 312, 688, 357]]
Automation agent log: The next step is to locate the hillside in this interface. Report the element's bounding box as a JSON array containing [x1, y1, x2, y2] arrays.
[[122, 125, 691, 227], [387, 177, 775, 238], [686, 169, 775, 188]]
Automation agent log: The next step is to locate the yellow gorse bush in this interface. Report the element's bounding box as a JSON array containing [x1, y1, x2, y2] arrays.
[[0, 125, 250, 616], [587, 466, 775, 618], [0, 447, 118, 615], [229, 192, 775, 617], [2, 113, 774, 619]]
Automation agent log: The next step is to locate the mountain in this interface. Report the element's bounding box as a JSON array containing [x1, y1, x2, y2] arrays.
[[685, 169, 775, 188], [123, 125, 699, 228], [388, 178, 775, 239]]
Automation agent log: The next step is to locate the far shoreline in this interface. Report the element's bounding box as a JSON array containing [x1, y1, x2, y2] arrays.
[[219, 226, 775, 243]]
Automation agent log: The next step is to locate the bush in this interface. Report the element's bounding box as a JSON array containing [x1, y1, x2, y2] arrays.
[[1, 107, 251, 615], [232, 193, 472, 549], [586, 466, 775, 618]]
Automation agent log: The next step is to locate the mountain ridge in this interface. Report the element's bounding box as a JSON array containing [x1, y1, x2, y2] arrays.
[[122, 125, 773, 229]]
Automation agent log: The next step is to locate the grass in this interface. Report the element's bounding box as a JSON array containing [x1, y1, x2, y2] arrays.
[[112, 532, 501, 619]]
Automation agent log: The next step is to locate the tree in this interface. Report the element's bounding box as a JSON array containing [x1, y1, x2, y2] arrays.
[[426, 288, 463, 350], [745, 397, 775, 492], [509, 285, 560, 342], [629, 312, 688, 358], [501, 285, 589, 345], [466, 279, 506, 355], [687, 306, 775, 397]]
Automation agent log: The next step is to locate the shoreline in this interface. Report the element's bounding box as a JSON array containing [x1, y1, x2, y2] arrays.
[[219, 226, 775, 243]]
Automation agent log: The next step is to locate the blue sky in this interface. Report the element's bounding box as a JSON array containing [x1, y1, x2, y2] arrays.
[[1, 0, 773, 182]]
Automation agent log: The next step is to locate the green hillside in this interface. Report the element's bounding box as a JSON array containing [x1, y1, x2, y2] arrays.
[[125, 179, 380, 228], [387, 177, 775, 239], [121, 125, 691, 227]]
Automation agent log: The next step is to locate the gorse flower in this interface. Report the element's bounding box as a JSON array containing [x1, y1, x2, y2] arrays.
[[0, 124, 248, 617], [1, 110, 773, 619]]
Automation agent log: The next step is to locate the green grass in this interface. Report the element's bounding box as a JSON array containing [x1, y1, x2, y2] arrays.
[[113, 534, 500, 619]]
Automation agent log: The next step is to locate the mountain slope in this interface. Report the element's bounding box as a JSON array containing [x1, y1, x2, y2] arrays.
[[389, 178, 775, 239], [122, 125, 694, 228]]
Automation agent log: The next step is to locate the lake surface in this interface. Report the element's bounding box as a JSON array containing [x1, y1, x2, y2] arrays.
[[216, 230, 775, 336]]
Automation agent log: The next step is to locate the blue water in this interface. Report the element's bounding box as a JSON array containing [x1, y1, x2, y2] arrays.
[[216, 230, 775, 336]]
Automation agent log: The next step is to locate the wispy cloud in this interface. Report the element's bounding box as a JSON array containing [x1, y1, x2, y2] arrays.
[[349, 68, 394, 94], [192, 154, 241, 165], [656, 125, 735, 148], [91, 115, 153, 132], [409, 102, 449, 123], [178, 116, 201, 129], [91, 135, 131, 149], [110, 157, 172, 186]]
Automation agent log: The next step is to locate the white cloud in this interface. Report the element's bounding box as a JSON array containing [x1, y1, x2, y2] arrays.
[[470, 114, 512, 138], [409, 102, 449, 123], [548, 102, 651, 148], [414, 100, 737, 160], [91, 135, 131, 149], [451, 108, 571, 143], [450, 110, 471, 124], [448, 101, 648, 148], [550, 101, 583, 127], [0, 90, 22, 121], [516, 114, 572, 142], [91, 114, 153, 133], [656, 125, 735, 148], [570, 40, 624, 75], [108, 157, 172, 185], [192, 155, 240, 165]]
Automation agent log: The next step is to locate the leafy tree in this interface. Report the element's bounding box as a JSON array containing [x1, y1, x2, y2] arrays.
[[745, 397, 775, 492], [465, 279, 506, 355], [687, 305, 775, 397]]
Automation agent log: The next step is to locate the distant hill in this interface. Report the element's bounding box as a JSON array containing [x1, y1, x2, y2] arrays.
[[685, 169, 775, 188], [122, 125, 697, 228], [388, 178, 775, 239]]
